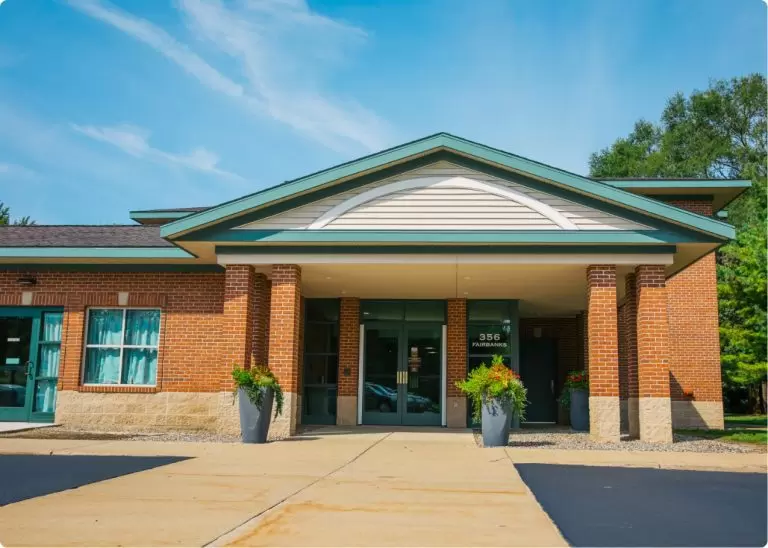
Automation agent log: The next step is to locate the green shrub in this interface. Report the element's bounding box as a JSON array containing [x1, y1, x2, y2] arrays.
[[456, 355, 527, 422], [232, 365, 284, 417]]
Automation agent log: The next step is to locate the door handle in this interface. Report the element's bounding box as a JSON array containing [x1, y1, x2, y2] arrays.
[[550, 380, 554, 394], [25, 361, 34, 378]]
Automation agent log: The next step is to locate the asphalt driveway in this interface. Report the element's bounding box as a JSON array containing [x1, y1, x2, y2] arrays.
[[516, 464, 768, 547]]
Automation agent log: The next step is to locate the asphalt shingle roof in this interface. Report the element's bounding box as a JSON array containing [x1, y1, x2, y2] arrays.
[[0, 225, 174, 247]]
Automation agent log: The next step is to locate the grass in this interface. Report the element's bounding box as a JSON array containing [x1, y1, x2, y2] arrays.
[[724, 414, 767, 427], [676, 428, 767, 445]]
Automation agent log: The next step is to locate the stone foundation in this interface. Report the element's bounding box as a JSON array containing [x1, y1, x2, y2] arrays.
[[447, 396, 467, 428], [336, 395, 358, 426], [672, 400, 724, 430], [619, 399, 628, 432], [589, 396, 620, 442], [56, 390, 239, 434], [268, 391, 298, 439], [639, 397, 673, 443], [627, 397, 640, 438]]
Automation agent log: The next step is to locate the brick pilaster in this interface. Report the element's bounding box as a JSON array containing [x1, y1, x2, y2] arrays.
[[337, 298, 360, 425], [222, 265, 255, 390], [636, 264, 673, 442], [446, 299, 467, 428], [586, 265, 620, 442], [268, 264, 302, 437], [251, 274, 271, 367], [624, 272, 640, 437]]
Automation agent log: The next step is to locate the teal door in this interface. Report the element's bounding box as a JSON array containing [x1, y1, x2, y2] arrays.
[[519, 338, 558, 423], [0, 308, 62, 423], [362, 322, 442, 426]]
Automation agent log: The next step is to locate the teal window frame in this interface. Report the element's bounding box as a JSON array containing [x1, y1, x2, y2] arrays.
[[82, 307, 161, 386]]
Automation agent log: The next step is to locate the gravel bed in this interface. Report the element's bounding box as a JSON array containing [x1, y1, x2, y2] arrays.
[[473, 428, 762, 453], [0, 426, 240, 444]]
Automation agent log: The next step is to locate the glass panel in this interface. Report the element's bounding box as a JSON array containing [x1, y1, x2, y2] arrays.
[[404, 326, 441, 415], [0, 317, 32, 408], [121, 348, 158, 385], [42, 312, 63, 342], [304, 355, 338, 385], [361, 301, 404, 321], [84, 347, 121, 384], [405, 301, 445, 322], [468, 301, 512, 322], [38, 344, 60, 377], [34, 379, 57, 412], [305, 300, 339, 322], [363, 327, 399, 414], [124, 310, 160, 346], [87, 309, 124, 345], [468, 324, 512, 355], [304, 323, 338, 354]]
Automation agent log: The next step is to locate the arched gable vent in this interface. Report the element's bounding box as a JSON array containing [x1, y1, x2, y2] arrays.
[[308, 176, 580, 230]]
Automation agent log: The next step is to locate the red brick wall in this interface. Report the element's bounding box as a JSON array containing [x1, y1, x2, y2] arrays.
[[0, 269, 225, 393], [252, 274, 271, 367], [222, 265, 255, 383], [586, 265, 620, 397], [623, 273, 639, 400], [268, 264, 302, 394], [446, 299, 467, 398], [664, 199, 722, 403], [338, 297, 360, 397], [616, 304, 629, 401], [635, 265, 671, 398]]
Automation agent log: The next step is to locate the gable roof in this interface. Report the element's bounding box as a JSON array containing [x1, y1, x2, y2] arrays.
[[159, 133, 735, 241], [0, 225, 173, 247]]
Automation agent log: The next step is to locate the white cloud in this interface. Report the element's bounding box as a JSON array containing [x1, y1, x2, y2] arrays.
[[71, 123, 244, 180], [66, 0, 390, 153], [0, 162, 36, 178]]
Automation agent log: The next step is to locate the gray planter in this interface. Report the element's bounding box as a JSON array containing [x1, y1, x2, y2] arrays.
[[481, 396, 512, 447], [570, 388, 589, 432], [238, 387, 273, 443]]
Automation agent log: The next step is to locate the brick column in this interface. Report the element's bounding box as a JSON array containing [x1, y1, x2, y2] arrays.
[[447, 299, 467, 428], [586, 265, 620, 442], [636, 265, 673, 443], [337, 297, 360, 425], [222, 265, 256, 390], [251, 274, 271, 367], [268, 264, 302, 438], [624, 273, 640, 438]]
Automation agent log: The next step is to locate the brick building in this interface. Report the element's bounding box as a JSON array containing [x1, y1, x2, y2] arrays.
[[0, 134, 748, 442]]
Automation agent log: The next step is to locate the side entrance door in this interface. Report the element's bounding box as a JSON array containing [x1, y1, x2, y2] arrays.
[[519, 338, 558, 423], [362, 322, 442, 426], [0, 308, 62, 423]]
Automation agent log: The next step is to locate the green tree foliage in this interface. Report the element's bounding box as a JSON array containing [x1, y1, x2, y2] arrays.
[[590, 74, 767, 413], [0, 202, 34, 226]]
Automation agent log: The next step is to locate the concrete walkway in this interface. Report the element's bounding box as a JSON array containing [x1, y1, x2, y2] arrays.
[[0, 431, 765, 547]]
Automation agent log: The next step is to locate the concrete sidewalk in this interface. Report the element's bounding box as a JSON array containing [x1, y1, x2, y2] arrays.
[[0, 431, 764, 547]]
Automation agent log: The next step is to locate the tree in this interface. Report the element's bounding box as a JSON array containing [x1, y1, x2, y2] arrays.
[[589, 74, 767, 413], [0, 202, 34, 226]]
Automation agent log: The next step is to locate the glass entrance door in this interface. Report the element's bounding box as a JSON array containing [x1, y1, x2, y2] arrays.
[[0, 315, 36, 421], [361, 322, 442, 426]]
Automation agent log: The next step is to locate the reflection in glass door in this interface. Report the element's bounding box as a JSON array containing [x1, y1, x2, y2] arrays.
[[0, 316, 34, 420], [361, 322, 443, 426]]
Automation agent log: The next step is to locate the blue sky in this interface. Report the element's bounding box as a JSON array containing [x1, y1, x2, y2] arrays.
[[0, 0, 765, 224]]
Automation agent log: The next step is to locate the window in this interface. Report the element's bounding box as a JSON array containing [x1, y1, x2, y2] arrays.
[[35, 312, 63, 412], [83, 308, 161, 385]]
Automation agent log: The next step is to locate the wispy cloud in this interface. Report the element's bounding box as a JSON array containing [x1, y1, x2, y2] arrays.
[[66, 0, 390, 152], [0, 162, 36, 178], [71, 123, 244, 180]]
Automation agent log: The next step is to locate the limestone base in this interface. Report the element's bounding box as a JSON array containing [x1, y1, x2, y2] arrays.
[[619, 398, 628, 432], [336, 395, 358, 426], [56, 390, 240, 434], [269, 392, 298, 440], [627, 397, 640, 438], [446, 396, 467, 428], [672, 400, 724, 430], [639, 397, 673, 443], [589, 396, 620, 442]]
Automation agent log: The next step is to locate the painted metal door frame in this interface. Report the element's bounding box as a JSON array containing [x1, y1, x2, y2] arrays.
[[0, 307, 60, 422]]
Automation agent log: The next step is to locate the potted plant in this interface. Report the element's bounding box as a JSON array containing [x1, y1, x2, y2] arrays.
[[456, 355, 527, 447], [232, 365, 284, 443], [558, 370, 589, 432]]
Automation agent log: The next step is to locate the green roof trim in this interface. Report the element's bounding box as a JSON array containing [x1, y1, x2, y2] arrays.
[[600, 179, 752, 190], [204, 229, 705, 245], [0, 247, 196, 259], [160, 133, 736, 241], [216, 244, 676, 255], [130, 211, 194, 220]]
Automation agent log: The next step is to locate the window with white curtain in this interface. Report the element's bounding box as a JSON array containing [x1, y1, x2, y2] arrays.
[[83, 308, 161, 385]]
